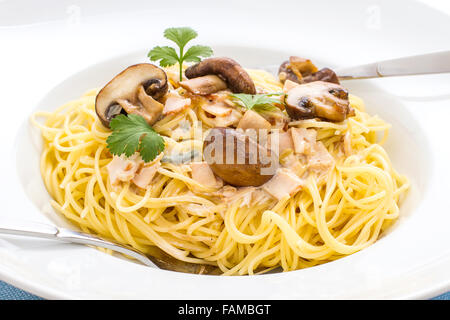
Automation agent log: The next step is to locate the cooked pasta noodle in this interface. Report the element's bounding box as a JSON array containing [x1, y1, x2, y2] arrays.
[[31, 68, 409, 275]]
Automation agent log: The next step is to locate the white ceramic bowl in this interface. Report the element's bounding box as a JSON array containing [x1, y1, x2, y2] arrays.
[[1, 0, 450, 299]]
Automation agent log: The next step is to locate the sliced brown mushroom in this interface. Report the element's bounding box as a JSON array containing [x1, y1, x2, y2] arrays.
[[278, 56, 318, 83], [179, 75, 227, 95], [278, 60, 301, 83], [184, 57, 256, 94], [278, 56, 340, 85], [303, 68, 340, 84], [95, 63, 168, 128], [289, 56, 319, 76], [285, 81, 354, 122], [203, 127, 277, 187]]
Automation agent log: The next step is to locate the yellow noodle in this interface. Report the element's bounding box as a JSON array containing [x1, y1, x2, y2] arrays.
[[32, 69, 409, 275]]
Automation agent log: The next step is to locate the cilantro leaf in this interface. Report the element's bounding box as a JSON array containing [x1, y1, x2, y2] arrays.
[[106, 114, 165, 163], [148, 27, 213, 81], [230, 93, 284, 113]]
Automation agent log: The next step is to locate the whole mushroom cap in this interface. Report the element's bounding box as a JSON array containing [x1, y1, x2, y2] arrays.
[[203, 127, 277, 187]]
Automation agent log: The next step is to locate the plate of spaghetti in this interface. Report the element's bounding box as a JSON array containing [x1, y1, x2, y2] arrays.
[[3, 0, 450, 299]]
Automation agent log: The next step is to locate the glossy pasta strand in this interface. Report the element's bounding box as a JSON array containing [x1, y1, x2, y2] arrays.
[[33, 71, 409, 275]]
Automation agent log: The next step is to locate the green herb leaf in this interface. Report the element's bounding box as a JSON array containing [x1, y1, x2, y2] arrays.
[[106, 114, 165, 163], [252, 103, 280, 113], [183, 45, 214, 63], [230, 93, 284, 113], [164, 27, 198, 50], [148, 27, 213, 81], [147, 46, 179, 67]]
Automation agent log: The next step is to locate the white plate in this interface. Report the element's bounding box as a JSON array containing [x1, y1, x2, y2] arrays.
[[1, 0, 450, 299]]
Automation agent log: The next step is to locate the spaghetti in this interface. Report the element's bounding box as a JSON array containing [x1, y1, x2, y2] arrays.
[[31, 67, 409, 275]]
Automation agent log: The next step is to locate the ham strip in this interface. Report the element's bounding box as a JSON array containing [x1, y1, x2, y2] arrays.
[[190, 162, 219, 188], [290, 127, 317, 155], [201, 101, 233, 117], [262, 168, 304, 200], [163, 96, 191, 115], [237, 110, 271, 131], [277, 130, 295, 153], [308, 141, 335, 174], [132, 161, 160, 189], [107, 154, 143, 186], [211, 109, 242, 127]]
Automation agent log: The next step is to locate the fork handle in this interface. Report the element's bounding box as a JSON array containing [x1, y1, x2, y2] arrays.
[[0, 218, 157, 267], [336, 51, 450, 80], [0, 217, 58, 239]]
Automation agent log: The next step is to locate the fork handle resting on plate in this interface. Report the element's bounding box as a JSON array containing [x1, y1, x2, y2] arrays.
[[336, 51, 450, 80], [0, 218, 158, 268]]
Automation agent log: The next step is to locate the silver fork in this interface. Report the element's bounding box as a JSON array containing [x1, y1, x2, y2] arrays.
[[335, 51, 450, 80], [0, 217, 158, 268]]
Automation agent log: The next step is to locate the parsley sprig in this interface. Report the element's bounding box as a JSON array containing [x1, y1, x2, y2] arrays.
[[148, 27, 213, 81], [230, 93, 284, 113], [106, 114, 165, 163]]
